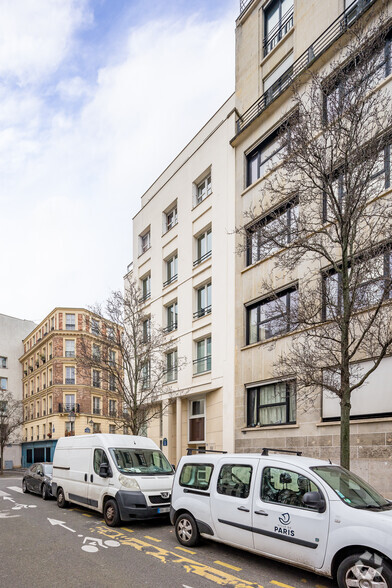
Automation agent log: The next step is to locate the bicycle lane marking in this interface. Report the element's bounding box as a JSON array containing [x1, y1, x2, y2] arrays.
[[92, 524, 263, 588]]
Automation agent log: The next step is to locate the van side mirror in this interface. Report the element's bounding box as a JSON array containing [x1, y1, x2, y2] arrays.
[[99, 463, 111, 478], [302, 491, 326, 513]]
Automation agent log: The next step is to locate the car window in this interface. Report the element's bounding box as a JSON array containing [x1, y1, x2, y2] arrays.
[[217, 464, 252, 499], [179, 463, 213, 490], [261, 466, 319, 509], [36, 465, 43, 475], [43, 464, 53, 476], [93, 449, 109, 475], [30, 465, 38, 473]]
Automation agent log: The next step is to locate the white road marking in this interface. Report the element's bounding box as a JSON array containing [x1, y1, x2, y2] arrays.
[[48, 518, 76, 533], [0, 512, 20, 519], [0, 490, 11, 497], [7, 486, 23, 494], [3, 497, 15, 502]]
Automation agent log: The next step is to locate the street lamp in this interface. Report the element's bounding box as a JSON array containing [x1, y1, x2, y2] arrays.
[[88, 418, 94, 433]]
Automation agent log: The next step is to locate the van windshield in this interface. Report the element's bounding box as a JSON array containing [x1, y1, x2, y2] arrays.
[[109, 448, 173, 476], [312, 465, 391, 510]]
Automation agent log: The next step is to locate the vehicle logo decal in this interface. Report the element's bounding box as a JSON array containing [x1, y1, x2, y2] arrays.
[[279, 513, 290, 525]]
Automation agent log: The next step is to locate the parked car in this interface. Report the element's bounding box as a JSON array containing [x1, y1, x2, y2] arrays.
[[22, 462, 53, 500], [170, 449, 392, 588], [51, 434, 174, 526]]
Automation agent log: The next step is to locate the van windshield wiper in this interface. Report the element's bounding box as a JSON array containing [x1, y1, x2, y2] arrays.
[[354, 504, 388, 510]]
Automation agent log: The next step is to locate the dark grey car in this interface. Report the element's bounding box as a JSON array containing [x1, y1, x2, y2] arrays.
[[22, 463, 53, 500]]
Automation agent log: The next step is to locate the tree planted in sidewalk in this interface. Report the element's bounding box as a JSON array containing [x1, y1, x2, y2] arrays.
[[0, 391, 23, 475]]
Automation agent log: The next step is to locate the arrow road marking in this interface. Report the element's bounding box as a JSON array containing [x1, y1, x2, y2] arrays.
[[0, 511, 20, 518], [48, 518, 76, 533], [7, 486, 23, 494], [3, 497, 15, 502], [0, 490, 11, 497]]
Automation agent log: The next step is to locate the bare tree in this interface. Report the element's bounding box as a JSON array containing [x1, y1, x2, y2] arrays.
[[237, 17, 392, 469], [79, 281, 183, 436], [0, 391, 23, 475]]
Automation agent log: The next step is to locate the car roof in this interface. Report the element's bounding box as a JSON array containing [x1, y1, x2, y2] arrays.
[[179, 453, 335, 469]]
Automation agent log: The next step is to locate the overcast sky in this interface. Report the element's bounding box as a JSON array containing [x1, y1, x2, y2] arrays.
[[0, 0, 237, 323]]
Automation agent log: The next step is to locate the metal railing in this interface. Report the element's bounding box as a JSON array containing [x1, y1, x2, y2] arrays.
[[193, 355, 212, 374], [263, 7, 294, 57], [236, 0, 376, 136], [239, 0, 254, 18], [58, 403, 80, 413], [193, 306, 212, 319], [163, 322, 178, 334], [193, 250, 212, 267], [163, 274, 178, 288]]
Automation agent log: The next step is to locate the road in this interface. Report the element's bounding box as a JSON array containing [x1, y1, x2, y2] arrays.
[[0, 475, 335, 588]]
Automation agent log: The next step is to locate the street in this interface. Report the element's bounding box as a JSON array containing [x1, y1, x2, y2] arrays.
[[0, 475, 335, 588]]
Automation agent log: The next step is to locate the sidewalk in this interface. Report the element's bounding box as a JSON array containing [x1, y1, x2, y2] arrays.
[[0, 469, 26, 477]]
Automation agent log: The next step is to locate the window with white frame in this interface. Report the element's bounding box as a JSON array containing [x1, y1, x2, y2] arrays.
[[164, 254, 178, 287], [0, 377, 7, 391], [189, 398, 205, 442], [140, 229, 151, 254], [91, 318, 100, 335], [65, 367, 75, 385], [194, 228, 212, 266], [165, 350, 178, 382], [109, 399, 117, 417], [64, 394, 76, 412], [194, 337, 211, 374], [142, 317, 151, 342], [194, 283, 211, 319], [65, 313, 75, 330], [0, 356, 7, 368], [92, 344, 100, 361], [108, 349, 116, 366], [165, 301, 178, 333], [65, 340, 75, 358], [263, 0, 294, 56], [93, 396, 101, 415], [92, 369, 100, 388], [165, 205, 178, 232], [141, 274, 151, 301], [195, 173, 212, 205]]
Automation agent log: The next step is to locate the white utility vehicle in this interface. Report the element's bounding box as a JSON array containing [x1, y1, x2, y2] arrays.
[[170, 448, 392, 588], [52, 434, 174, 526]]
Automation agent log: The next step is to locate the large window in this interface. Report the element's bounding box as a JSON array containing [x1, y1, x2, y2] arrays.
[[65, 313, 75, 330], [194, 337, 211, 374], [164, 254, 178, 287], [194, 229, 212, 266], [65, 367, 75, 385], [64, 394, 76, 412], [217, 464, 253, 499], [261, 466, 318, 508], [0, 377, 7, 391], [65, 340, 75, 358], [165, 302, 178, 333], [93, 396, 101, 415], [92, 369, 100, 388], [91, 318, 100, 336], [247, 286, 298, 344], [246, 199, 298, 265], [246, 127, 287, 187], [165, 350, 178, 383], [247, 381, 296, 427], [189, 398, 205, 442], [264, 0, 294, 56], [194, 283, 211, 319]]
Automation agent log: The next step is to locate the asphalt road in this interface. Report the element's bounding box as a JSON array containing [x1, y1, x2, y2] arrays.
[[0, 475, 335, 588]]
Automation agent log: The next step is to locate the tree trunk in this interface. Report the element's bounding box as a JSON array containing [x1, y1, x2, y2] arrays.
[[340, 389, 351, 469], [0, 443, 4, 476]]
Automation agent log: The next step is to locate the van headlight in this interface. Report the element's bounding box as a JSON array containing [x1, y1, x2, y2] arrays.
[[118, 474, 140, 491]]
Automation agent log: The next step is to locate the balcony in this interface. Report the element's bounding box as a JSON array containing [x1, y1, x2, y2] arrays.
[[58, 403, 80, 413], [235, 0, 376, 136], [239, 0, 253, 17], [263, 6, 294, 57], [193, 306, 212, 319]]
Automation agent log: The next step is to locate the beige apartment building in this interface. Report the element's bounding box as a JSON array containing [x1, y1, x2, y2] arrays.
[[232, 0, 392, 494], [129, 96, 237, 463], [20, 308, 123, 466]]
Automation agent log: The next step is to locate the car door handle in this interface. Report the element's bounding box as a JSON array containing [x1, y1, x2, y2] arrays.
[[90, 474, 93, 482], [254, 509, 268, 516], [237, 506, 250, 512], [84, 474, 87, 482]]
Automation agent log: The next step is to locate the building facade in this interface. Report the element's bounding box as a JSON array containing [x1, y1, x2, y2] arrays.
[[20, 308, 123, 466], [0, 313, 37, 469], [129, 96, 237, 464], [233, 0, 392, 495]]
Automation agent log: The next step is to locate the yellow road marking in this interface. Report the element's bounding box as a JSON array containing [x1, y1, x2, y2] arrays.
[[175, 546, 197, 555], [144, 535, 162, 542], [82, 513, 93, 517], [120, 527, 134, 533], [214, 560, 242, 572], [270, 582, 296, 588], [92, 525, 264, 588], [69, 508, 93, 517]]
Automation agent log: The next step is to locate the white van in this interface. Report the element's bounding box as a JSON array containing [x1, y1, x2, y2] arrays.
[[170, 449, 392, 588], [52, 434, 174, 526]]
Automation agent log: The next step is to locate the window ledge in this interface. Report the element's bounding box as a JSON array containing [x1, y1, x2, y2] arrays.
[[317, 416, 392, 427], [193, 370, 211, 378], [241, 424, 299, 432], [192, 193, 212, 211]]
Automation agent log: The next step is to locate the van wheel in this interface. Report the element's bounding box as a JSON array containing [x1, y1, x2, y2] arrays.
[[104, 499, 121, 527], [175, 513, 200, 547], [337, 552, 392, 588], [57, 488, 69, 509]]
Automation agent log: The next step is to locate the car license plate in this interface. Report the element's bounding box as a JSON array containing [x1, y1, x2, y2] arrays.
[[157, 506, 170, 514]]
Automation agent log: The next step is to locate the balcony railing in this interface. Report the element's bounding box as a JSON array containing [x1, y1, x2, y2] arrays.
[[65, 351, 75, 357], [193, 250, 212, 267], [263, 7, 294, 57], [163, 322, 178, 334], [163, 274, 178, 288], [239, 0, 253, 17], [193, 306, 212, 319], [193, 355, 212, 375], [165, 368, 178, 383], [139, 292, 151, 304], [65, 430, 75, 437], [65, 378, 75, 385], [235, 0, 376, 136], [109, 410, 117, 418], [93, 407, 101, 415], [58, 403, 80, 413]]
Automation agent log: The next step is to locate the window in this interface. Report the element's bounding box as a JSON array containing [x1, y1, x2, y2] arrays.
[[194, 283, 211, 318], [92, 370, 100, 388], [164, 302, 178, 333], [65, 421, 75, 437], [109, 399, 117, 417], [196, 174, 212, 205], [140, 230, 151, 254], [107, 326, 115, 340], [92, 344, 101, 361], [247, 380, 296, 427], [179, 463, 213, 490], [93, 396, 101, 415], [217, 464, 253, 499], [141, 274, 151, 302], [65, 313, 75, 330], [164, 254, 178, 287], [264, 52, 293, 104], [264, 0, 294, 56], [0, 400, 7, 414], [166, 205, 178, 232], [64, 394, 75, 412], [246, 199, 298, 265], [0, 356, 7, 368], [65, 367, 75, 385], [109, 373, 116, 392], [246, 127, 287, 187], [194, 229, 212, 266], [142, 317, 151, 342], [141, 363, 150, 389], [189, 398, 205, 442], [0, 377, 7, 391], [109, 424, 116, 434], [94, 448, 108, 474], [108, 349, 115, 366], [65, 340, 75, 359], [247, 286, 298, 344], [93, 422, 101, 434], [165, 350, 178, 382], [91, 318, 100, 335], [261, 467, 318, 508], [194, 337, 211, 374]]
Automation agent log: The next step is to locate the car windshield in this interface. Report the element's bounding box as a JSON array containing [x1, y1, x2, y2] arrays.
[[109, 448, 173, 476], [43, 464, 53, 476], [312, 465, 390, 509]]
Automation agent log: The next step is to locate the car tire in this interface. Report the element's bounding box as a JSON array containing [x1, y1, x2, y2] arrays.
[[57, 488, 69, 509], [104, 499, 121, 527], [22, 479, 29, 494], [175, 513, 200, 547], [337, 552, 392, 588], [41, 484, 49, 500]]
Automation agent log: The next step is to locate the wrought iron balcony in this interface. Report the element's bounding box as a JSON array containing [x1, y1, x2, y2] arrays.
[[93, 407, 101, 415], [58, 403, 80, 413], [235, 0, 376, 136]]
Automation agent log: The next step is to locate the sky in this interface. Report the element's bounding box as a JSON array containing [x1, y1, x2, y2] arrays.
[[0, 0, 237, 323]]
